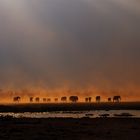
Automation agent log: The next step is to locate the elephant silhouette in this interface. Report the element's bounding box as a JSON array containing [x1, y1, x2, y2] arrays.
[[96, 96, 101, 103], [43, 98, 47, 102], [29, 97, 33, 102], [108, 98, 111, 102], [69, 96, 78, 103], [13, 96, 21, 103], [54, 98, 58, 102], [35, 97, 40, 103], [113, 96, 121, 102], [85, 98, 89, 102], [47, 98, 51, 102], [89, 97, 92, 102], [85, 97, 92, 102], [61, 97, 67, 102]]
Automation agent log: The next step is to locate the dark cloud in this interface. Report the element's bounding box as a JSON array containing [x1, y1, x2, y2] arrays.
[[0, 0, 140, 100]]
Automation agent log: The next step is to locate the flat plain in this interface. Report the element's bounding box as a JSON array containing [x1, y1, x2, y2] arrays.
[[0, 117, 140, 140]]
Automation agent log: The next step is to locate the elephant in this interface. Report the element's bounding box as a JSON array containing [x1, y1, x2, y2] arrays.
[[13, 96, 21, 103], [96, 96, 101, 103], [85, 98, 89, 102], [29, 97, 33, 102], [54, 98, 58, 102], [47, 98, 51, 102], [108, 98, 111, 102], [89, 97, 92, 102], [35, 97, 40, 103], [85, 97, 92, 102], [113, 96, 121, 102], [69, 96, 78, 103], [43, 98, 47, 102], [61, 97, 67, 102]]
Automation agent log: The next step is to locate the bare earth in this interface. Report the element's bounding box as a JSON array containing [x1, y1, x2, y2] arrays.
[[0, 117, 140, 140], [0, 102, 140, 112]]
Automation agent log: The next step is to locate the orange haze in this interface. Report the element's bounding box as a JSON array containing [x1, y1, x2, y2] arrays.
[[0, 86, 140, 103]]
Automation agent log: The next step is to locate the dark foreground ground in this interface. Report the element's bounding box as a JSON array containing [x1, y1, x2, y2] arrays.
[[0, 117, 140, 140], [0, 102, 140, 112]]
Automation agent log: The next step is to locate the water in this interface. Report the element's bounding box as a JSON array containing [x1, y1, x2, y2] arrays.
[[0, 110, 140, 118]]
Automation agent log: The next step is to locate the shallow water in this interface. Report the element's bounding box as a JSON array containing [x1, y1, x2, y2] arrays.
[[0, 110, 140, 118]]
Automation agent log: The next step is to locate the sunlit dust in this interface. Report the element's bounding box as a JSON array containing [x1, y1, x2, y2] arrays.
[[0, 86, 140, 104]]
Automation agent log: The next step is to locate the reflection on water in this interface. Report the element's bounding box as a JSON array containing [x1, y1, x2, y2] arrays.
[[0, 110, 140, 118]]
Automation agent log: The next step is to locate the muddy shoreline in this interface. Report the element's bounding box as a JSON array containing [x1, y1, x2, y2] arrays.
[[0, 102, 140, 112], [0, 117, 140, 140]]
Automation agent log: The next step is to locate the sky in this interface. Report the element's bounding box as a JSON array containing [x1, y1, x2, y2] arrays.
[[0, 0, 140, 101]]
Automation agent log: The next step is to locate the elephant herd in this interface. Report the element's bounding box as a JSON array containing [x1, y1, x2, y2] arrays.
[[85, 96, 121, 103], [13, 95, 121, 103]]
